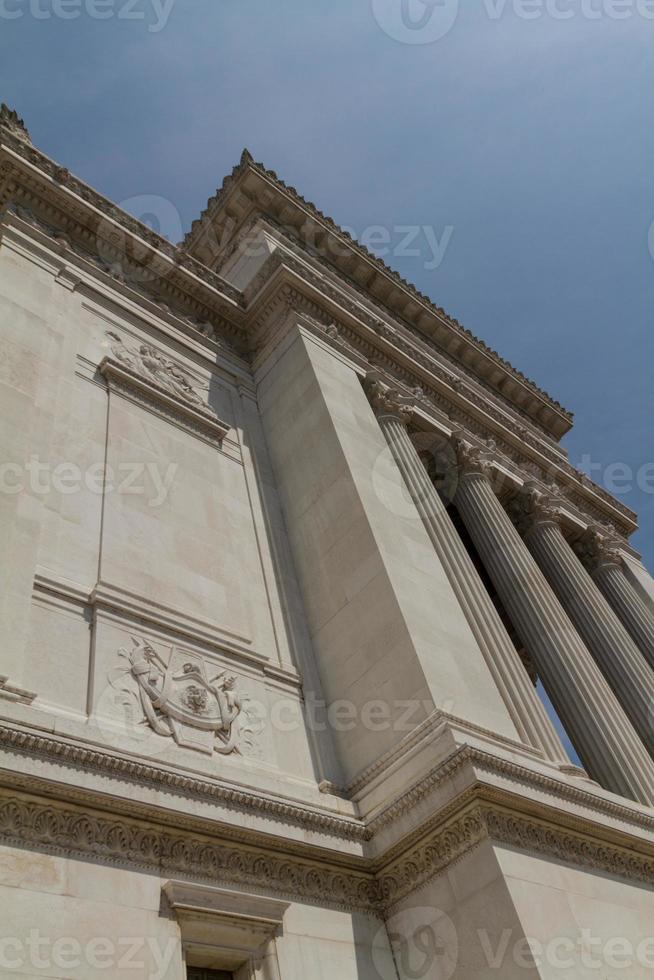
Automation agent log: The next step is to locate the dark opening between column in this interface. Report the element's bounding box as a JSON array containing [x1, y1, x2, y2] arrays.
[[444, 496, 582, 768]]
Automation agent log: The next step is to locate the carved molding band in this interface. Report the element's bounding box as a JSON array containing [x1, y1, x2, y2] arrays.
[[0, 793, 379, 913], [3, 722, 654, 849], [0, 724, 369, 842], [1, 790, 653, 914]]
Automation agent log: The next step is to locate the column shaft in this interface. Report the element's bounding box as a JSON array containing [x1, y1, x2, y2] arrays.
[[379, 415, 567, 764], [454, 469, 654, 805], [526, 519, 654, 758], [594, 562, 654, 672]]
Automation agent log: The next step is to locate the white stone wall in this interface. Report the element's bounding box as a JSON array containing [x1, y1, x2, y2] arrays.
[[0, 844, 393, 980], [0, 234, 331, 799], [390, 840, 654, 979]]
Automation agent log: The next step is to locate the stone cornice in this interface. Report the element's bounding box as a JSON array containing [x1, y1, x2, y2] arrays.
[[183, 151, 573, 437], [245, 216, 572, 453], [367, 744, 654, 839], [3, 721, 654, 858], [0, 133, 247, 354], [0, 724, 367, 843]]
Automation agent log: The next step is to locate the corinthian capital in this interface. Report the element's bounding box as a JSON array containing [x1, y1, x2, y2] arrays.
[[451, 434, 494, 479], [364, 377, 414, 425], [507, 483, 564, 537], [573, 525, 623, 573]]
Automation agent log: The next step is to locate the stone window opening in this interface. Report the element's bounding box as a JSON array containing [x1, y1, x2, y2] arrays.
[[164, 881, 288, 980]]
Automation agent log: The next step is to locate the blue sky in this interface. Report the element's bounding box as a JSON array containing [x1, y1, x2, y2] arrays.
[[0, 0, 654, 567], [2, 0, 653, 579], [4, 0, 654, 764]]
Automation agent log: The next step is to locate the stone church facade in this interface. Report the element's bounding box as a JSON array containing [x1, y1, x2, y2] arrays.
[[1, 101, 654, 978]]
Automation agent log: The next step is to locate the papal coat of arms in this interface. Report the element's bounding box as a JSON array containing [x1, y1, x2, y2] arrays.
[[109, 637, 258, 756]]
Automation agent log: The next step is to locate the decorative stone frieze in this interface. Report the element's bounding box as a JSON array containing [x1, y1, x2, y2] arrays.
[[1, 788, 654, 915]]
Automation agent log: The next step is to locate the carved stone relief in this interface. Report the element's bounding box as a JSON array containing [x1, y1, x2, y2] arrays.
[[106, 332, 213, 414], [108, 637, 261, 758]]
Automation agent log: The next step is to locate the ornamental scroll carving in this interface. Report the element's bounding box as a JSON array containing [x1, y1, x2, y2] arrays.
[[108, 637, 260, 758]]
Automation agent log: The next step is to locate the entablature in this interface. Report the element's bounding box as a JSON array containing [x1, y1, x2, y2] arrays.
[[243, 258, 638, 537], [183, 149, 574, 439], [0, 124, 248, 355]]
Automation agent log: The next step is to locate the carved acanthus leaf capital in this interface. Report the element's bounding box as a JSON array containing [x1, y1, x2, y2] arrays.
[[364, 377, 414, 425], [508, 483, 565, 536], [573, 525, 624, 572], [451, 434, 494, 479]]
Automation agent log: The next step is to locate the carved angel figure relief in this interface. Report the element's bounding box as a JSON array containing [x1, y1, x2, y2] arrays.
[[108, 637, 259, 757], [106, 332, 213, 414]]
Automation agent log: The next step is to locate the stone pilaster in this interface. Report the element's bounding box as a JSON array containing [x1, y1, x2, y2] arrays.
[[576, 528, 654, 674], [511, 486, 654, 758], [366, 379, 567, 764], [451, 438, 654, 805]]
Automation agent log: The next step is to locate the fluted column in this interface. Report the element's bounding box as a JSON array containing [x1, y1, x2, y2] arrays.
[[365, 379, 567, 764], [512, 486, 654, 758], [452, 437, 654, 805], [576, 528, 654, 673]]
